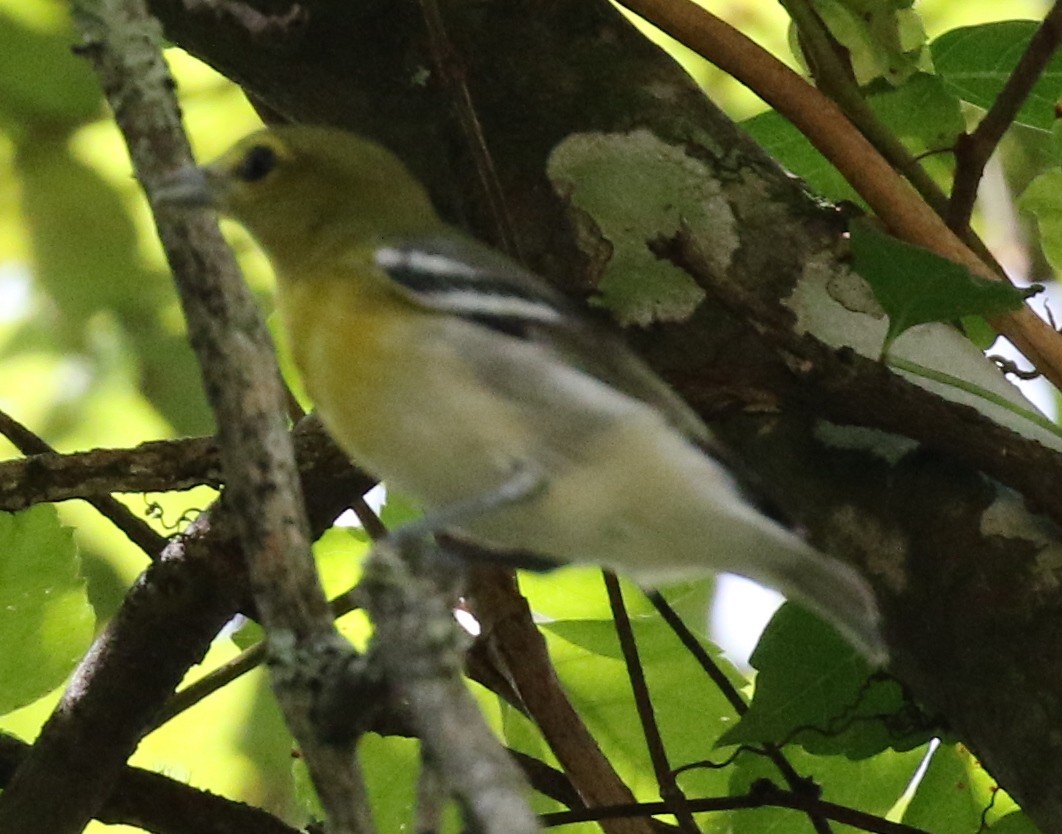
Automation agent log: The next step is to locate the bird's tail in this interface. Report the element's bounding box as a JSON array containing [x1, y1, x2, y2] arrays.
[[629, 499, 887, 664], [730, 525, 886, 665]]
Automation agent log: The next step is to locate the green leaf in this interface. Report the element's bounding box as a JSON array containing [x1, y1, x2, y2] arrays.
[[0, 11, 101, 132], [849, 220, 1025, 353], [1019, 168, 1062, 272], [865, 72, 964, 150], [538, 607, 747, 807], [0, 505, 94, 715], [725, 742, 928, 834], [902, 744, 990, 832], [742, 73, 962, 205], [932, 21, 1062, 130], [719, 604, 933, 759], [991, 812, 1044, 834], [743, 110, 860, 203], [809, 0, 930, 87]]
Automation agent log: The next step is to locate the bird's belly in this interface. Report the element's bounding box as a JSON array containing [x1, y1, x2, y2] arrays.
[[286, 282, 746, 572], [298, 301, 546, 512]]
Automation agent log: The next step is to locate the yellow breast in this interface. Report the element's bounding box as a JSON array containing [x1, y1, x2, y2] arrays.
[[273, 257, 534, 506]]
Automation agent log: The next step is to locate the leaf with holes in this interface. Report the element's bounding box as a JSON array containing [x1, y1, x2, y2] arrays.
[[0, 505, 93, 715]]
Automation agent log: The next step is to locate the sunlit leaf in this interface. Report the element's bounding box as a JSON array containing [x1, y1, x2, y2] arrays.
[[0, 505, 94, 715], [1019, 168, 1062, 272], [932, 21, 1062, 130]]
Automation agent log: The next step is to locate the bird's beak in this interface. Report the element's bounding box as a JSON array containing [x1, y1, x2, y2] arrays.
[[152, 165, 215, 209]]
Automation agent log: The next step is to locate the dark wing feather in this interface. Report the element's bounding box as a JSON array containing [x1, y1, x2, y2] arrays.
[[375, 233, 709, 441]]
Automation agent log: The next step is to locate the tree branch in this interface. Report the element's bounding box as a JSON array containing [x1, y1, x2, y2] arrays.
[[613, 0, 1062, 393], [539, 782, 929, 833], [0, 435, 220, 511], [949, 1, 1062, 229], [604, 573, 701, 834], [0, 410, 167, 556], [63, 3, 377, 832], [0, 732, 301, 834], [361, 539, 540, 834]]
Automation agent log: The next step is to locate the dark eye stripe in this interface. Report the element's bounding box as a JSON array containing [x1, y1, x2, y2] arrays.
[[235, 145, 277, 182]]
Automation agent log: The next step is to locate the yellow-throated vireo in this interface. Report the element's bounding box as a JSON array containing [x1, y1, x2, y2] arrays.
[[156, 125, 885, 663]]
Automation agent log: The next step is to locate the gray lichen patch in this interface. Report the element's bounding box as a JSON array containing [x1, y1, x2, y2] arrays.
[[548, 129, 736, 327], [981, 491, 1062, 596], [826, 504, 909, 594], [813, 422, 919, 466]]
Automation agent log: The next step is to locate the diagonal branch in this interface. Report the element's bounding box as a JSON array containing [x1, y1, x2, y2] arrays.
[[613, 0, 1062, 393], [604, 573, 700, 834], [362, 540, 540, 834], [64, 3, 375, 832], [949, 1, 1062, 229]]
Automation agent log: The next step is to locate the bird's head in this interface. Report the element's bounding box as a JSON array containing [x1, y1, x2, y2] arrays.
[[155, 125, 441, 267]]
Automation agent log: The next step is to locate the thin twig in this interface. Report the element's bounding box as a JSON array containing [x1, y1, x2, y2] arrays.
[[154, 576, 372, 728], [604, 574, 698, 834], [949, 1, 1062, 229], [539, 783, 930, 833], [646, 592, 834, 834], [0, 410, 167, 557], [416, 0, 521, 260]]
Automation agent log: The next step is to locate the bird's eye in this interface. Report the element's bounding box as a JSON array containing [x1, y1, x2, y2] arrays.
[[234, 144, 277, 183]]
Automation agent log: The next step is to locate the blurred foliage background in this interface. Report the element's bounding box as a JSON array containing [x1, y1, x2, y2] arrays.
[[0, 1, 1053, 831]]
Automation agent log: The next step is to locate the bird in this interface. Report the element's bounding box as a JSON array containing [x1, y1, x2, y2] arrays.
[[155, 124, 885, 663]]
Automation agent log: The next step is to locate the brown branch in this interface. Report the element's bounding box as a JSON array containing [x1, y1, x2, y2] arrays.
[[0, 732, 300, 834], [613, 0, 1062, 393], [469, 567, 655, 834], [64, 3, 377, 832], [0, 435, 220, 511], [0, 410, 167, 557], [949, 1, 1062, 229]]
